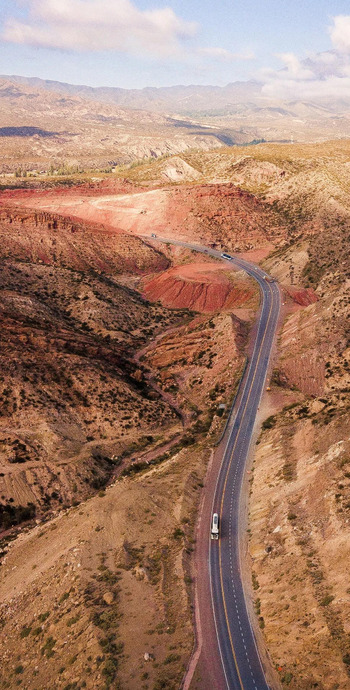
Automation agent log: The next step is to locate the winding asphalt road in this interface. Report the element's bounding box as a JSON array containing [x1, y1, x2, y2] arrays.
[[142, 236, 281, 689], [208, 254, 280, 690]]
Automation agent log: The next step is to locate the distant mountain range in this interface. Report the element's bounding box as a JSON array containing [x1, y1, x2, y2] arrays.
[[3, 73, 350, 119], [1, 74, 262, 114], [1, 73, 350, 174]]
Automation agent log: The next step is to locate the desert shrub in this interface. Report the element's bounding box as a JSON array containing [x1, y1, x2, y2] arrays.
[[67, 614, 80, 627], [59, 591, 70, 604], [252, 572, 259, 590], [164, 653, 180, 664], [153, 671, 178, 690], [282, 462, 295, 481], [102, 657, 118, 681], [41, 636, 56, 658], [282, 671, 293, 684], [0, 502, 35, 529], [32, 626, 42, 636], [262, 415, 276, 430]]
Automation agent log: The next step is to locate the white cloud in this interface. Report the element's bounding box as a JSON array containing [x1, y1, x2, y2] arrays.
[[275, 53, 314, 80], [2, 0, 197, 57], [199, 47, 255, 62], [262, 73, 350, 102], [329, 15, 350, 54], [261, 16, 350, 102]]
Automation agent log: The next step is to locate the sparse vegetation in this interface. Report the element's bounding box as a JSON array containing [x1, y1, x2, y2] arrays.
[[0, 134, 350, 690], [262, 415, 276, 430]]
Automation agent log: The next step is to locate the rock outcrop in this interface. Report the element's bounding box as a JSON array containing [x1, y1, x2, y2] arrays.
[[143, 263, 256, 312], [0, 206, 168, 274]]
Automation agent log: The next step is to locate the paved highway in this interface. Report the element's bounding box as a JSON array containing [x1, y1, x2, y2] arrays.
[[142, 236, 281, 689], [209, 254, 280, 690]]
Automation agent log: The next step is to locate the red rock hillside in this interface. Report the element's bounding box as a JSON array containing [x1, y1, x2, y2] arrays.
[[0, 206, 168, 275], [143, 263, 257, 312], [284, 285, 319, 306], [1, 181, 286, 252]]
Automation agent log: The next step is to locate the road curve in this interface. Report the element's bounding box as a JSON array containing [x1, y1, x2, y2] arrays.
[[142, 236, 281, 689]]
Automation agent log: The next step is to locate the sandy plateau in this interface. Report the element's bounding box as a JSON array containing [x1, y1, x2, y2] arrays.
[[0, 141, 349, 690]]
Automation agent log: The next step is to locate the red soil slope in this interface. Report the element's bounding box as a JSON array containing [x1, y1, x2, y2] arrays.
[[1, 181, 285, 251], [285, 285, 319, 306], [143, 263, 256, 312], [0, 206, 168, 275]]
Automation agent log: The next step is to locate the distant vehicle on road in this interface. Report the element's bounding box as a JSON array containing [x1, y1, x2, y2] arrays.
[[151, 233, 157, 237], [211, 512, 219, 540], [263, 275, 275, 283], [221, 253, 232, 260]]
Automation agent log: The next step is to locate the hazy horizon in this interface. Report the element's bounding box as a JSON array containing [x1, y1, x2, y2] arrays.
[[1, 0, 350, 102]]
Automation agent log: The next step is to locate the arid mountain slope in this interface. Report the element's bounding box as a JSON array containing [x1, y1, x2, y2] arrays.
[[3, 181, 286, 252], [248, 208, 350, 689], [0, 441, 209, 690], [0, 203, 168, 275], [0, 78, 230, 174], [3, 74, 350, 142], [0, 139, 350, 690], [0, 256, 191, 525]]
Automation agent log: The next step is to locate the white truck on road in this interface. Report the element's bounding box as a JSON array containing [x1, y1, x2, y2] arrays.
[[211, 512, 219, 540]]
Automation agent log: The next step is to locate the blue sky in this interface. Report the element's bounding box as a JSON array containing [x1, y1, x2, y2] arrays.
[[1, 0, 350, 90]]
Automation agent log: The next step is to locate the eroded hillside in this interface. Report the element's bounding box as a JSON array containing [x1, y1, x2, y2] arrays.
[[0, 78, 229, 174], [248, 203, 350, 688], [0, 140, 349, 690], [0, 173, 257, 689], [0, 248, 193, 527], [3, 180, 287, 252]]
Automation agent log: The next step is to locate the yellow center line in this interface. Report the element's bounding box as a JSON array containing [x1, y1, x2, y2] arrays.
[[217, 281, 275, 689], [148, 238, 277, 686]]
